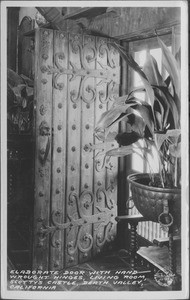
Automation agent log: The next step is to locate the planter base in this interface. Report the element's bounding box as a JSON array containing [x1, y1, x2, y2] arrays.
[[116, 213, 181, 289]]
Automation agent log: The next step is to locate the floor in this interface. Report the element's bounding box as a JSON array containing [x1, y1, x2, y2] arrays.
[[7, 249, 181, 292]]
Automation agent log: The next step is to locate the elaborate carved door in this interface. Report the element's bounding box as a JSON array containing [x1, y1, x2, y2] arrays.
[[33, 28, 120, 270]]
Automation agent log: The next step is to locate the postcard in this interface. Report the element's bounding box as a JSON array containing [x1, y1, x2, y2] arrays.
[[1, 1, 189, 299]]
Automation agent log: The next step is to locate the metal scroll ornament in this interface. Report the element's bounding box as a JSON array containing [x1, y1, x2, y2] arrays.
[[36, 189, 116, 254], [40, 34, 119, 103]]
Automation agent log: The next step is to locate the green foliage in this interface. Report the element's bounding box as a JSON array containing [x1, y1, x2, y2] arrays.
[[93, 37, 181, 188]]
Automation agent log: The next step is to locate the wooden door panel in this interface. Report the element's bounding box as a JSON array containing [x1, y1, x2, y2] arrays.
[[65, 33, 83, 267], [50, 31, 68, 270], [33, 29, 53, 270], [93, 37, 120, 256], [33, 29, 120, 270], [78, 34, 96, 264], [105, 41, 120, 249], [93, 36, 110, 256]]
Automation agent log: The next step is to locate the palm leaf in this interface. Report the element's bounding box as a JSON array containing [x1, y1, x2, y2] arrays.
[[155, 129, 181, 150], [106, 146, 135, 157], [110, 42, 155, 108], [106, 145, 152, 159], [143, 52, 166, 86], [95, 99, 147, 131], [153, 86, 180, 128], [95, 106, 126, 129], [153, 88, 169, 129], [169, 142, 181, 157], [175, 47, 181, 69], [113, 94, 129, 106], [157, 36, 180, 97], [105, 131, 118, 142], [115, 131, 142, 146], [128, 105, 154, 135]]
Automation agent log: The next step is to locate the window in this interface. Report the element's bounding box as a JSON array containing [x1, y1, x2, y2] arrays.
[[127, 34, 174, 241], [130, 37, 172, 174]]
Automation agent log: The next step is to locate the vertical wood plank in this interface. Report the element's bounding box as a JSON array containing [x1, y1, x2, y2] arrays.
[[105, 40, 120, 250], [32, 30, 120, 269], [93, 37, 120, 255], [33, 28, 53, 271], [78, 34, 96, 263], [50, 30, 68, 270], [93, 36, 108, 256], [65, 33, 82, 267]]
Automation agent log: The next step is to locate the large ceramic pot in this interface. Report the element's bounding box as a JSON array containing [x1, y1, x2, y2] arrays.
[[127, 173, 181, 227]]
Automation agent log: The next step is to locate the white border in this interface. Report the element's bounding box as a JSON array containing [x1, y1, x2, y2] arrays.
[[1, 1, 189, 300], [1, 0, 185, 7]]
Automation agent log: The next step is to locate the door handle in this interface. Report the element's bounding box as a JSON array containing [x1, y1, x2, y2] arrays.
[[39, 136, 50, 165]]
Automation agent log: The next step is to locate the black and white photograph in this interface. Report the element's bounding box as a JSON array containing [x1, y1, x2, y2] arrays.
[[1, 1, 189, 299]]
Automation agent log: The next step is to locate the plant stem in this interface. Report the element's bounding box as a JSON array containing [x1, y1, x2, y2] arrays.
[[152, 142, 165, 187]]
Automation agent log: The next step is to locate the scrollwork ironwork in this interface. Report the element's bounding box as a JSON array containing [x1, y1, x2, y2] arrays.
[[41, 30, 50, 62], [99, 80, 116, 104], [80, 190, 94, 210], [83, 41, 97, 66], [68, 192, 78, 207], [95, 151, 116, 173], [98, 41, 116, 69], [67, 227, 93, 255], [39, 34, 119, 101], [36, 187, 116, 253], [96, 188, 114, 210], [96, 221, 115, 247], [78, 232, 93, 253]]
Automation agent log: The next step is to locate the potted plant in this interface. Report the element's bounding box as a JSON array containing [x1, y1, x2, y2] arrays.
[[93, 36, 181, 231]]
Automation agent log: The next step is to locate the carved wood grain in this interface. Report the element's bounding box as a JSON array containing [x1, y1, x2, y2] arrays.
[[50, 30, 68, 270], [78, 34, 96, 264], [65, 33, 83, 267], [93, 36, 109, 256], [105, 40, 120, 251], [33, 30, 120, 270], [33, 28, 53, 270]]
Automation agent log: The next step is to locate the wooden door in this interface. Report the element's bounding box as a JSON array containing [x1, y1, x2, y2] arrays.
[[33, 28, 120, 271]]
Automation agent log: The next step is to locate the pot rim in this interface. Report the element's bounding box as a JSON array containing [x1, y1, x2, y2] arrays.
[[127, 172, 181, 194]]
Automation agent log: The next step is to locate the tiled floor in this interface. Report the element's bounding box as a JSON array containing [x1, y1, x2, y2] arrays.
[[55, 250, 176, 292], [7, 249, 181, 292], [41, 251, 180, 291]]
